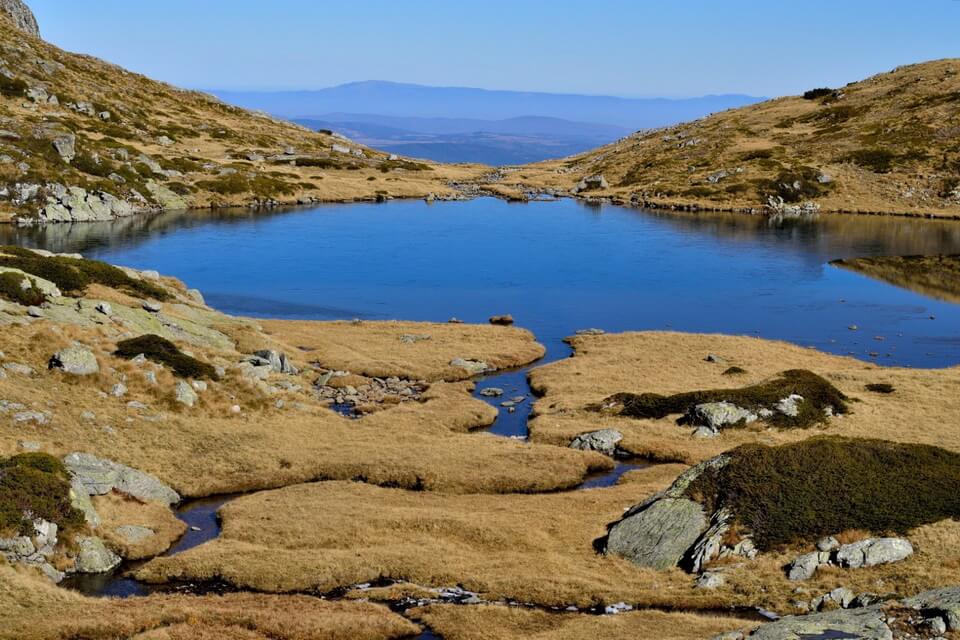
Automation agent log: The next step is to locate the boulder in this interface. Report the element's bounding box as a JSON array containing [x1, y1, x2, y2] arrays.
[[569, 429, 623, 456], [51, 134, 76, 163], [253, 350, 298, 375], [687, 401, 757, 431], [787, 551, 824, 581], [0, 0, 40, 37], [450, 358, 492, 375], [606, 498, 708, 570], [174, 380, 198, 407], [49, 344, 99, 375], [572, 174, 609, 194], [115, 524, 155, 544], [903, 586, 960, 631], [63, 452, 180, 506], [74, 536, 121, 573], [835, 537, 913, 569], [489, 315, 514, 326]]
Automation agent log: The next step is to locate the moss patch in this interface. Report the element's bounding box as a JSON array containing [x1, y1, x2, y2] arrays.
[[0, 271, 46, 306], [593, 369, 849, 428], [115, 334, 217, 380], [0, 453, 85, 537], [0, 247, 169, 300], [685, 437, 960, 549]]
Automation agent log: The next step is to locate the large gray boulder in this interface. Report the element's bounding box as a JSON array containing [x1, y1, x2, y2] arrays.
[[253, 349, 298, 375], [49, 345, 99, 375], [687, 402, 757, 431], [174, 380, 198, 407], [0, 0, 39, 37], [835, 537, 913, 569], [569, 429, 623, 456], [606, 498, 708, 570], [63, 452, 180, 506]]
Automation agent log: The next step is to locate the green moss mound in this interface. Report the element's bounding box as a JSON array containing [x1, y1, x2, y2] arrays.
[[115, 334, 217, 380], [685, 437, 960, 550], [0, 246, 169, 300], [0, 453, 85, 536], [0, 271, 46, 306], [597, 369, 849, 428]]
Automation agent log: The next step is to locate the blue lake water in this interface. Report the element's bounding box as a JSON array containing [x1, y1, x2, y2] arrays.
[[4, 197, 959, 370]]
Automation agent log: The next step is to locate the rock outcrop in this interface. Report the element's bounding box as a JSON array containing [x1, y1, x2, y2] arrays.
[[64, 452, 180, 506], [49, 344, 99, 376], [0, 0, 39, 37], [569, 429, 624, 456], [788, 537, 914, 580]]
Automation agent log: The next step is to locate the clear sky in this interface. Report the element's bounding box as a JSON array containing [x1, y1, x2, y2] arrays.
[[27, 0, 960, 98]]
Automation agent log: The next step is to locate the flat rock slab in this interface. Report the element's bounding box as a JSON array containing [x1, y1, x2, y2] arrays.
[[64, 452, 180, 506], [749, 605, 891, 640], [606, 497, 707, 570]]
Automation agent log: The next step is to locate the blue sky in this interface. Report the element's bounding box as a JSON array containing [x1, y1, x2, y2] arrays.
[[28, 0, 960, 97]]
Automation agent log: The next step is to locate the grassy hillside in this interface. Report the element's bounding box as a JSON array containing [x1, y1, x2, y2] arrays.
[[510, 59, 960, 218], [0, 10, 476, 223]]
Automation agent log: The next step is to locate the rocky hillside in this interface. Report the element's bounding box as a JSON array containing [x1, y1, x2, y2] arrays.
[[509, 59, 960, 218], [0, 3, 477, 224]]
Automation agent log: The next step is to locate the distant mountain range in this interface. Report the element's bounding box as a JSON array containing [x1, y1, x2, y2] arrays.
[[293, 114, 634, 165], [212, 81, 764, 165]]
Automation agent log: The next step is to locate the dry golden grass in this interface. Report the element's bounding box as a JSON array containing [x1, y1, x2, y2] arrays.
[[0, 14, 486, 222], [527, 332, 960, 464], [0, 309, 603, 496], [508, 59, 960, 218], [261, 319, 546, 381], [134, 470, 960, 615], [93, 492, 187, 560], [0, 564, 417, 640], [135, 466, 701, 607], [410, 604, 755, 640]]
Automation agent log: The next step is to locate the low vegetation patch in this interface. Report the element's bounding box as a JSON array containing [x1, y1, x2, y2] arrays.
[[0, 271, 46, 306], [803, 88, 834, 100], [722, 366, 748, 376], [0, 453, 85, 536], [380, 159, 432, 172], [593, 369, 849, 428], [866, 383, 895, 394], [0, 246, 169, 300], [115, 334, 218, 380], [685, 437, 960, 549], [0, 74, 28, 97], [754, 166, 832, 203], [842, 148, 897, 173]]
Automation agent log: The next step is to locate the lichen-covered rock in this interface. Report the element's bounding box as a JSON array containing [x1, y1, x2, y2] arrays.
[[450, 358, 492, 375], [174, 380, 198, 407], [49, 344, 99, 375], [74, 536, 121, 573], [64, 452, 180, 506], [749, 605, 891, 640], [253, 349, 298, 375], [606, 498, 708, 570], [569, 429, 623, 456], [835, 537, 913, 569], [687, 401, 757, 431], [903, 586, 960, 631]]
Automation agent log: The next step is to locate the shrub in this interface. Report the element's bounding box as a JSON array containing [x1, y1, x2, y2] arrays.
[[755, 166, 832, 203], [0, 246, 169, 300], [0, 271, 46, 306], [866, 383, 895, 394], [0, 75, 28, 97], [803, 88, 834, 100], [685, 437, 960, 549], [843, 148, 897, 173], [722, 366, 748, 376], [293, 157, 342, 169], [0, 453, 85, 536], [379, 159, 431, 172], [72, 152, 117, 179], [594, 369, 849, 428], [739, 149, 774, 161], [115, 334, 217, 379]]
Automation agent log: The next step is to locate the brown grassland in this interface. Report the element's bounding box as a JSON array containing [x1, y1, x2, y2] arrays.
[[0, 564, 417, 640], [259, 319, 546, 382], [410, 604, 754, 640], [527, 331, 960, 464], [505, 59, 960, 218], [133, 466, 960, 614], [92, 492, 187, 560]]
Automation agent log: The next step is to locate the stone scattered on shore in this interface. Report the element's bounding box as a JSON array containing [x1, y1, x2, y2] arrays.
[[314, 374, 428, 411], [571, 174, 609, 194]]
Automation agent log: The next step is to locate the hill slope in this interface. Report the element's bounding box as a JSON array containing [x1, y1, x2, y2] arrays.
[[509, 60, 960, 218], [0, 5, 474, 224]]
